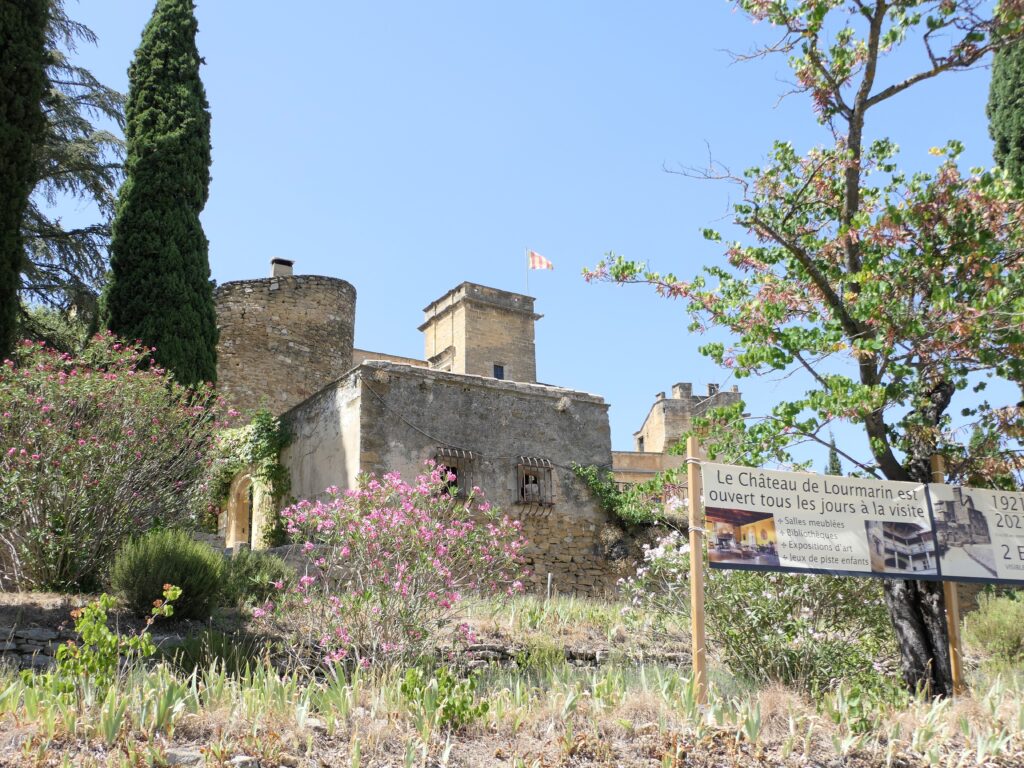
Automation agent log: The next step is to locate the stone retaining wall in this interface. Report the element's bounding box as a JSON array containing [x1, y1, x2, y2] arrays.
[[0, 625, 185, 672]]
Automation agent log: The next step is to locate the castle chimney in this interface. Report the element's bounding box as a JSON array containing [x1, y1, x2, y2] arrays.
[[707, 383, 720, 396], [655, 391, 665, 401], [270, 258, 294, 277]]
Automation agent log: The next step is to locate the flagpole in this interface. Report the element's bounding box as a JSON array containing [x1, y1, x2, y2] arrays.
[[525, 248, 529, 295]]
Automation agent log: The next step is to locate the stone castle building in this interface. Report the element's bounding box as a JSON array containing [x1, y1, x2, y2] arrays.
[[214, 260, 739, 593]]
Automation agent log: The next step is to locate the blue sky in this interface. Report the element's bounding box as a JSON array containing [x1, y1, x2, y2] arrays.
[[59, 1, 1000, 456]]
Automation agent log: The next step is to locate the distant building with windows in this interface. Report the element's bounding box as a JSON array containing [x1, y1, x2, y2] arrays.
[[213, 261, 738, 593]]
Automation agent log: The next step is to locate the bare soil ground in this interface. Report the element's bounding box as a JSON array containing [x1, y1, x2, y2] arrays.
[[0, 592, 244, 639]]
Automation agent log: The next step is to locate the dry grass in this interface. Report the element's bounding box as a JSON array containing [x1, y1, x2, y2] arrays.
[[463, 593, 691, 663], [1, 656, 1022, 767], [1, 592, 1023, 766]]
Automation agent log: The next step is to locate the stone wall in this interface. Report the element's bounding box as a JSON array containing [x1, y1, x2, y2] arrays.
[[352, 348, 427, 368], [611, 450, 686, 487], [215, 275, 357, 416], [280, 374, 363, 503], [0, 624, 186, 672], [356, 362, 617, 594], [279, 360, 632, 594]]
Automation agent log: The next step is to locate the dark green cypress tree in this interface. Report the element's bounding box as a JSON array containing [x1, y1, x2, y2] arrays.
[[988, 40, 1024, 187], [0, 1, 48, 358], [102, 0, 216, 385], [825, 433, 842, 476]]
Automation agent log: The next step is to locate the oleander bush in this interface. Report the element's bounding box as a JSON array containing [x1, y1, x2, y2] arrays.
[[111, 529, 225, 620], [0, 334, 229, 591], [259, 463, 528, 666]]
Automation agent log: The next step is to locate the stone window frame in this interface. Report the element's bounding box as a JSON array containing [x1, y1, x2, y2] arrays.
[[516, 456, 554, 506], [435, 448, 474, 498]]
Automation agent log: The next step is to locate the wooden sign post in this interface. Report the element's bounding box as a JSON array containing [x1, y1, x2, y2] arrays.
[[930, 454, 964, 695], [686, 436, 708, 706]]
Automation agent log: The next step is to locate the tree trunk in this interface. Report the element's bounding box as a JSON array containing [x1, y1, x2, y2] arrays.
[[883, 578, 952, 697]]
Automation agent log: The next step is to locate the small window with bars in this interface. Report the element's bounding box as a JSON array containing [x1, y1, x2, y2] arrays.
[[516, 457, 554, 506], [435, 448, 474, 498]]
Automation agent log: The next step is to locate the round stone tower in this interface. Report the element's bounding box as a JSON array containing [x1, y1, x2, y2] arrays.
[[215, 259, 357, 415]]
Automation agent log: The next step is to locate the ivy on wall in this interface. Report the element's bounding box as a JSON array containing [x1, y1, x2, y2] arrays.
[[207, 410, 291, 544], [572, 463, 685, 527]]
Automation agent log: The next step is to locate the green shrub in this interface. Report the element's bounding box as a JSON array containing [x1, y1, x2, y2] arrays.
[[965, 594, 1024, 664], [29, 587, 180, 694], [400, 665, 489, 731], [222, 548, 292, 608], [110, 529, 224, 620], [165, 628, 270, 678], [622, 531, 899, 695]]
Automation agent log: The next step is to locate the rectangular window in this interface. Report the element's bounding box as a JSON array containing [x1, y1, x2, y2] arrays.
[[516, 457, 554, 506], [493, 364, 505, 380], [435, 448, 474, 498]]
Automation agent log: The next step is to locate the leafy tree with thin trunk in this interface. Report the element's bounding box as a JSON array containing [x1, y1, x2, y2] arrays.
[[20, 0, 125, 330], [0, 0, 49, 358], [102, 0, 216, 386], [588, 1, 1024, 697]]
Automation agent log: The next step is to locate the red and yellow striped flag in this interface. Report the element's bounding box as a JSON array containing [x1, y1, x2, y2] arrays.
[[527, 250, 553, 270]]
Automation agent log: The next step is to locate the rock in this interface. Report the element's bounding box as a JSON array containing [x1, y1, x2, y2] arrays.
[[228, 756, 259, 768], [304, 716, 327, 735], [0, 642, 17, 652], [467, 650, 505, 661], [277, 753, 301, 767], [17, 628, 57, 642], [165, 748, 203, 766]]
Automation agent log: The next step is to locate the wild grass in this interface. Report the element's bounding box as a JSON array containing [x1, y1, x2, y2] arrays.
[[463, 592, 690, 659], [2, 652, 1023, 766], [1, 592, 1022, 766]]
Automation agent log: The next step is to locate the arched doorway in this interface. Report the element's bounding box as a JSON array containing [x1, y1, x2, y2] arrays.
[[225, 473, 253, 549]]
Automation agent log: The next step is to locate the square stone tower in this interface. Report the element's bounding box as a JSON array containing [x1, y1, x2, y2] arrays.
[[633, 382, 742, 453], [419, 282, 541, 382]]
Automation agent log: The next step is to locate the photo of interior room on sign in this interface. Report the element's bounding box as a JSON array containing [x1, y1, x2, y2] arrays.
[[707, 508, 779, 567]]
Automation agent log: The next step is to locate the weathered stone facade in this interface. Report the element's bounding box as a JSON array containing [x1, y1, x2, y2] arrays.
[[282, 361, 625, 594], [420, 283, 539, 383], [633, 382, 742, 454], [611, 450, 686, 488], [215, 272, 356, 415]]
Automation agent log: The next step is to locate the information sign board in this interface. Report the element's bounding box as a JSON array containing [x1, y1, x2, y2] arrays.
[[701, 462, 1024, 584]]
